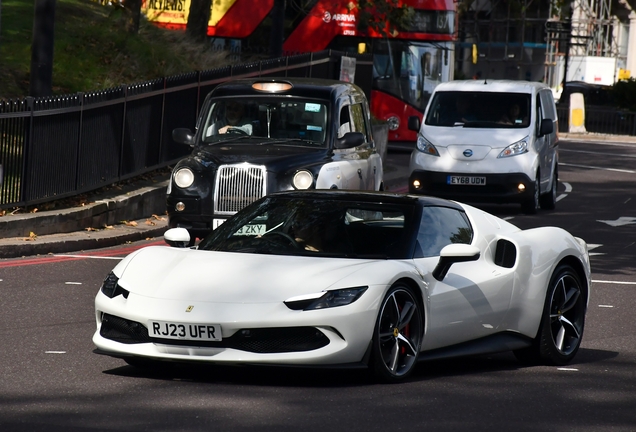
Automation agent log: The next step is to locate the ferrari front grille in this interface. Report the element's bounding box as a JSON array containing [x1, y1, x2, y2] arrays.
[[100, 313, 150, 344], [150, 327, 330, 353], [213, 164, 267, 215]]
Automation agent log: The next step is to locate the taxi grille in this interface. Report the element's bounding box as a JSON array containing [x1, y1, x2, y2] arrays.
[[100, 313, 330, 353], [213, 164, 267, 215]]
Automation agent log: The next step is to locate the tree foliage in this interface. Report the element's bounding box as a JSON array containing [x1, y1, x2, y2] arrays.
[[355, 0, 414, 37]]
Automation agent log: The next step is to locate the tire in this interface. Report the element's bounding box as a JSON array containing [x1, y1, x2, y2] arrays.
[[521, 174, 540, 214], [371, 284, 423, 383], [539, 167, 558, 210], [514, 264, 586, 365]]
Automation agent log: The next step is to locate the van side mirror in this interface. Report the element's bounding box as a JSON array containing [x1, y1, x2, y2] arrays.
[[432, 244, 481, 281], [539, 119, 554, 137], [335, 132, 365, 149], [408, 116, 421, 132], [173, 128, 196, 147]]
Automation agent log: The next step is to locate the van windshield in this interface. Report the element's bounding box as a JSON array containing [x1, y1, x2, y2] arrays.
[[425, 91, 531, 128]]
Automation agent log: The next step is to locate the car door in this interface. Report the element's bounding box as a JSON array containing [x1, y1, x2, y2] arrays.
[[334, 102, 367, 189], [411, 206, 515, 351], [539, 89, 558, 189], [349, 101, 381, 190], [534, 91, 551, 191]]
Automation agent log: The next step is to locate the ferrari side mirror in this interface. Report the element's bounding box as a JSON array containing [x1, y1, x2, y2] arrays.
[[432, 244, 481, 281]]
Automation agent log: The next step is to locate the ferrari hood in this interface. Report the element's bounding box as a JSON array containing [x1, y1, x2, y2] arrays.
[[423, 127, 530, 149], [115, 246, 378, 303]]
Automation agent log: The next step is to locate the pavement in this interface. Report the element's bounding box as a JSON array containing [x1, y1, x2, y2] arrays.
[[0, 131, 633, 259]]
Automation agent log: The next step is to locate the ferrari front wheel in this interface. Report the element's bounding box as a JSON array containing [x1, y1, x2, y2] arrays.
[[371, 285, 423, 383], [515, 264, 586, 365]]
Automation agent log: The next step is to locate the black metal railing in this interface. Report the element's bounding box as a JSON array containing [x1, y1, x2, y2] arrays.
[[0, 50, 373, 209], [557, 105, 636, 136]]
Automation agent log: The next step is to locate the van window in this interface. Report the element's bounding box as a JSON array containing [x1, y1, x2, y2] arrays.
[[539, 90, 556, 120], [425, 91, 531, 128]]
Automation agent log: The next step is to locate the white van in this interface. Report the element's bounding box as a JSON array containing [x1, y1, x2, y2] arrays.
[[408, 80, 559, 214]]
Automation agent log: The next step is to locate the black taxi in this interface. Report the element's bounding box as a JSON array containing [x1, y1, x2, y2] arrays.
[[167, 77, 384, 240]]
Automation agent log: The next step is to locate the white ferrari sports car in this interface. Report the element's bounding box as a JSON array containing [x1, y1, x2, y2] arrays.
[[93, 190, 591, 382]]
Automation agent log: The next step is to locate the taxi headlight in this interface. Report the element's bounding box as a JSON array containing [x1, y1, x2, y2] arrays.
[[498, 136, 529, 158], [292, 170, 314, 189], [416, 135, 440, 156], [174, 167, 195, 188]]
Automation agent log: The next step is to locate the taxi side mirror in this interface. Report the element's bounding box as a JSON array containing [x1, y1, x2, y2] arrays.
[[335, 132, 365, 149], [172, 128, 196, 147]]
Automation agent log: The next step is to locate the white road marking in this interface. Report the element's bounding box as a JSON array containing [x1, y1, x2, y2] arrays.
[[560, 140, 636, 149], [45, 351, 66, 354], [560, 162, 636, 174], [592, 280, 636, 285], [53, 254, 122, 260], [556, 181, 571, 202], [65, 282, 82, 285], [598, 305, 614, 308], [557, 367, 579, 371], [597, 217, 636, 227]]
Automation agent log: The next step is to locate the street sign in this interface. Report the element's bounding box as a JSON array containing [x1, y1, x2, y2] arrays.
[[545, 20, 571, 32]]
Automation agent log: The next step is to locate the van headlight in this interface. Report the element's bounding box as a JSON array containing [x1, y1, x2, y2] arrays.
[[174, 167, 195, 188], [416, 135, 440, 156], [498, 136, 529, 158]]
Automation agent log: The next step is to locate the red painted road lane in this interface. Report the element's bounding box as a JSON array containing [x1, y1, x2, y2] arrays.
[[0, 240, 165, 268]]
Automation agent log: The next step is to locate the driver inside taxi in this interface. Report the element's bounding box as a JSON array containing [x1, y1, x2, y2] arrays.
[[217, 101, 253, 135]]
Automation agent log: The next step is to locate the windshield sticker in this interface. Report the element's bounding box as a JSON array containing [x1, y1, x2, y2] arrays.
[[307, 125, 323, 131], [305, 103, 321, 112]]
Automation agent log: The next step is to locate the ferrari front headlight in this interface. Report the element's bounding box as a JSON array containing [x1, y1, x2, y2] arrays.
[[292, 169, 314, 190], [284, 286, 368, 311], [498, 136, 529, 158], [100, 272, 128, 299], [416, 135, 439, 156], [173, 167, 195, 188]]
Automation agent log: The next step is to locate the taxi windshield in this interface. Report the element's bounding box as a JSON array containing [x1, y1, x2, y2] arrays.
[[200, 98, 328, 146]]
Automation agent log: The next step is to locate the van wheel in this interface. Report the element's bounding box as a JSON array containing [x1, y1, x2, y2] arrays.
[[540, 167, 558, 210], [521, 175, 540, 214]]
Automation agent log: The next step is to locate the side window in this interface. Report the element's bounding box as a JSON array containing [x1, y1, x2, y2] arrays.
[[535, 94, 543, 136], [338, 105, 351, 138], [414, 207, 473, 258], [539, 90, 556, 120], [350, 103, 368, 137]]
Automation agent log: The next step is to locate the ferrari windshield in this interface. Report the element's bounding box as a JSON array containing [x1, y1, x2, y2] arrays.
[[425, 91, 532, 128], [200, 98, 328, 146], [198, 196, 416, 259]]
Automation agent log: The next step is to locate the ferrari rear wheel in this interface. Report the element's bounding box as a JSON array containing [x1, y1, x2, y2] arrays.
[[514, 264, 586, 365], [371, 284, 423, 383]]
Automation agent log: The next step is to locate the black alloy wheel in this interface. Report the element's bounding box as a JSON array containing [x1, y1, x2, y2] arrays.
[[371, 285, 423, 382], [514, 264, 586, 365]]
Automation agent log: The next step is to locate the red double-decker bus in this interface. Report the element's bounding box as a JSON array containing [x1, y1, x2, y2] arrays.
[[143, 0, 457, 143]]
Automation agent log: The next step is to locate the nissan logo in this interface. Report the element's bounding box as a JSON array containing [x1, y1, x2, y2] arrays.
[[463, 149, 474, 157]]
